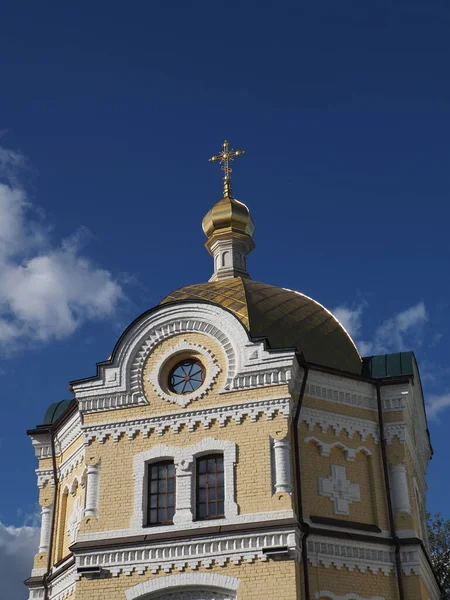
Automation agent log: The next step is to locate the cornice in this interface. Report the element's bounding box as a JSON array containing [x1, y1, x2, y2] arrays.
[[82, 396, 292, 445], [300, 407, 379, 442], [74, 527, 300, 578]]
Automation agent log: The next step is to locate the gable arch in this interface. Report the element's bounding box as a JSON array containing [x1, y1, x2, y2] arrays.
[[72, 302, 253, 410], [125, 573, 240, 600]]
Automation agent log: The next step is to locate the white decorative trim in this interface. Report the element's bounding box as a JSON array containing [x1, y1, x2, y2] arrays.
[[148, 339, 221, 407], [36, 468, 54, 489], [314, 593, 385, 600], [125, 573, 240, 600], [305, 375, 377, 411], [305, 437, 372, 461], [84, 462, 101, 518], [389, 463, 412, 515], [72, 303, 297, 414], [47, 563, 77, 600], [318, 465, 360, 515], [384, 422, 407, 444], [58, 445, 85, 481], [307, 535, 395, 575], [273, 437, 292, 494], [75, 529, 298, 581], [76, 509, 295, 542], [131, 438, 237, 530], [38, 504, 53, 553], [83, 396, 292, 445], [301, 407, 378, 442]]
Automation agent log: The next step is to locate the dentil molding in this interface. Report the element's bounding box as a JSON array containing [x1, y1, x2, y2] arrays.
[[83, 396, 292, 445]]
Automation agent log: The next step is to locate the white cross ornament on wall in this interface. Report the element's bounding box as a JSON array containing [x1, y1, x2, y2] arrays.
[[318, 464, 360, 515]]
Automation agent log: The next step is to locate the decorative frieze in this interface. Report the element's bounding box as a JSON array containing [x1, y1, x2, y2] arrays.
[[75, 529, 298, 577], [307, 536, 395, 575], [301, 407, 378, 442], [83, 396, 292, 445], [36, 468, 54, 489], [305, 381, 376, 411], [305, 437, 372, 461]]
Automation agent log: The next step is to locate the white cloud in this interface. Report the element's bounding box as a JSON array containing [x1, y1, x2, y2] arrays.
[[332, 301, 428, 357], [333, 304, 364, 339], [0, 520, 39, 600], [0, 145, 124, 352], [369, 301, 428, 355], [425, 393, 450, 421]]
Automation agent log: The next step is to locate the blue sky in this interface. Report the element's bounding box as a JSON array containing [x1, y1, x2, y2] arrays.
[[0, 1, 449, 596]]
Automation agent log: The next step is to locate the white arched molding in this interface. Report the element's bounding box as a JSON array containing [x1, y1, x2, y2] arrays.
[[305, 437, 372, 462], [147, 339, 221, 407], [272, 437, 292, 494], [389, 463, 412, 515], [71, 303, 298, 414], [131, 437, 238, 531], [38, 504, 53, 553], [314, 593, 385, 600], [125, 573, 240, 600]]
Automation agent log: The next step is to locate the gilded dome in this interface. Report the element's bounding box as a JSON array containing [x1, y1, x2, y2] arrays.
[[160, 277, 362, 374], [202, 196, 255, 238]]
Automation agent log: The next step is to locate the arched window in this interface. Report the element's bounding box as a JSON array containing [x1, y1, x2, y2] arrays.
[[147, 461, 176, 526], [196, 454, 224, 520]]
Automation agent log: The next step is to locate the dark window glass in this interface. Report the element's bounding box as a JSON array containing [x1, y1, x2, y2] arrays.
[[147, 461, 175, 525], [196, 454, 224, 520], [169, 359, 205, 394]]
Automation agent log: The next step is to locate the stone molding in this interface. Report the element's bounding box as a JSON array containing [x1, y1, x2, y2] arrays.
[[305, 437, 372, 461], [36, 468, 54, 489], [314, 593, 385, 600], [71, 303, 297, 414], [147, 339, 221, 407], [131, 438, 238, 530], [29, 564, 77, 600], [83, 396, 292, 445], [301, 407, 379, 442], [307, 535, 433, 579], [75, 529, 298, 579], [76, 509, 295, 542], [307, 535, 395, 574], [125, 573, 240, 600]]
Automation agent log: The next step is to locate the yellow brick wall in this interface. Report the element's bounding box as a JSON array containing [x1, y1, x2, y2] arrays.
[[74, 560, 300, 600], [84, 412, 291, 534]]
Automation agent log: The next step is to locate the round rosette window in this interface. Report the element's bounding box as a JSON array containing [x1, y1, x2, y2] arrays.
[[147, 340, 221, 408], [168, 359, 206, 395]]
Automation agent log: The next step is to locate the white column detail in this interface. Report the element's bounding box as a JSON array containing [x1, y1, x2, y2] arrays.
[[273, 437, 292, 494], [318, 464, 360, 515], [38, 505, 53, 553], [84, 463, 100, 517], [390, 463, 412, 515], [172, 458, 194, 526]]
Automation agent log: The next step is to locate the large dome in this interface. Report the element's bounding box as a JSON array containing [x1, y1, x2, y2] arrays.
[[160, 277, 361, 374]]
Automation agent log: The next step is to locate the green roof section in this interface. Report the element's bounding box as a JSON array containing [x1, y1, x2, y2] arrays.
[[361, 351, 414, 379], [42, 400, 72, 425]]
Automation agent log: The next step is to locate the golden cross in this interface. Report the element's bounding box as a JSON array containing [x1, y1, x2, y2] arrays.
[[209, 140, 244, 197]]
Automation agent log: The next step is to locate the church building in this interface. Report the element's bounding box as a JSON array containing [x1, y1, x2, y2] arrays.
[[25, 142, 440, 600]]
